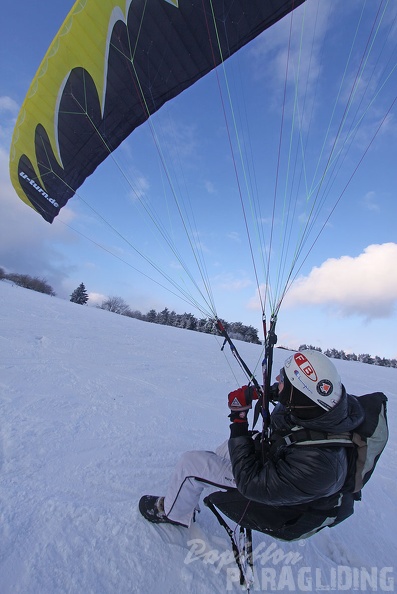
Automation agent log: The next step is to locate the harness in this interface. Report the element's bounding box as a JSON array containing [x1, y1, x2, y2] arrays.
[[269, 427, 354, 451], [204, 427, 357, 590]]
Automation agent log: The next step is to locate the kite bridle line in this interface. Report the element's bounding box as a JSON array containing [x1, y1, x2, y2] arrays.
[[258, 314, 278, 449], [215, 318, 263, 396], [215, 314, 278, 448], [19, 3, 394, 455]]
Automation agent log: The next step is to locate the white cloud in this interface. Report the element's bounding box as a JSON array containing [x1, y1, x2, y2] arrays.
[[0, 96, 19, 141], [247, 283, 279, 313], [362, 191, 380, 212], [247, 283, 265, 311], [127, 174, 150, 202], [169, 260, 183, 270], [251, 0, 335, 106], [0, 96, 19, 114], [214, 273, 252, 292], [204, 180, 216, 194], [227, 231, 241, 242], [154, 115, 198, 161], [284, 243, 397, 319], [377, 112, 397, 139], [88, 292, 107, 306]]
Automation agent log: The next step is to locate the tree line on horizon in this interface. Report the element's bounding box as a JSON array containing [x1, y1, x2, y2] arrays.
[[98, 295, 261, 344], [296, 344, 396, 369], [95, 294, 397, 367], [1, 269, 396, 367], [0, 268, 55, 296]]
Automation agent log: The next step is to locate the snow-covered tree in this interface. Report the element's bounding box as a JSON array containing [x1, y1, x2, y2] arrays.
[[6, 273, 55, 295], [158, 308, 170, 325], [146, 309, 157, 323], [70, 283, 89, 305], [299, 344, 322, 352], [99, 295, 130, 315]]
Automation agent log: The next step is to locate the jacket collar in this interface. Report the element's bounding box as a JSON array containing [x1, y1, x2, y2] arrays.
[[271, 387, 365, 435]]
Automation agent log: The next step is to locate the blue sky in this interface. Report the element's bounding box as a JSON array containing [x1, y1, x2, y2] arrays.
[[1, 0, 397, 359]]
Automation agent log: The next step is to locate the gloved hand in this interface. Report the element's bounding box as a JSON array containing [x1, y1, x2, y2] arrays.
[[228, 385, 259, 423]]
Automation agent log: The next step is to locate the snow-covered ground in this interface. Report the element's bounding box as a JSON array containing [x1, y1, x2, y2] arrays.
[[0, 281, 395, 593]]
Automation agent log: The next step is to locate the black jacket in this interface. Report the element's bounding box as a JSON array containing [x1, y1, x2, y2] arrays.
[[228, 388, 364, 508]]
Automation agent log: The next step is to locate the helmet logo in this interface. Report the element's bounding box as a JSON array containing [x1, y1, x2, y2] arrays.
[[293, 369, 314, 394], [294, 353, 317, 381], [317, 380, 333, 396]]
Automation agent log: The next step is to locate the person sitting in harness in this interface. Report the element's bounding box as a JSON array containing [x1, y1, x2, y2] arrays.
[[139, 349, 385, 542]]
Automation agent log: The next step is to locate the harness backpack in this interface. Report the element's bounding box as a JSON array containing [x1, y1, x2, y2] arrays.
[[204, 392, 388, 586], [268, 391, 389, 498]]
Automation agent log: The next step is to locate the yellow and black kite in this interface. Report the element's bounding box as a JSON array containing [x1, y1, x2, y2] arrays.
[[10, 0, 304, 223]]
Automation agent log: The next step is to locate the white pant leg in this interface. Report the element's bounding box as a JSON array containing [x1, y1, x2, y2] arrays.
[[215, 439, 230, 459], [163, 447, 235, 527]]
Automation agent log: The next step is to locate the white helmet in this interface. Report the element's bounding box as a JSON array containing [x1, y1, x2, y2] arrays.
[[283, 350, 342, 411]]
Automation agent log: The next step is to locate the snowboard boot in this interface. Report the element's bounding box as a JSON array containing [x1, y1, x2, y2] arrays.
[[139, 495, 185, 526]]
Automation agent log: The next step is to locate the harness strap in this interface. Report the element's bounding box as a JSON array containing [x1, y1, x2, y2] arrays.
[[269, 429, 354, 454], [204, 495, 253, 589]]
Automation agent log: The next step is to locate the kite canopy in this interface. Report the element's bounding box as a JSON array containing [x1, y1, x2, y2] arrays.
[[9, 0, 305, 223], [9, 0, 396, 328]]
